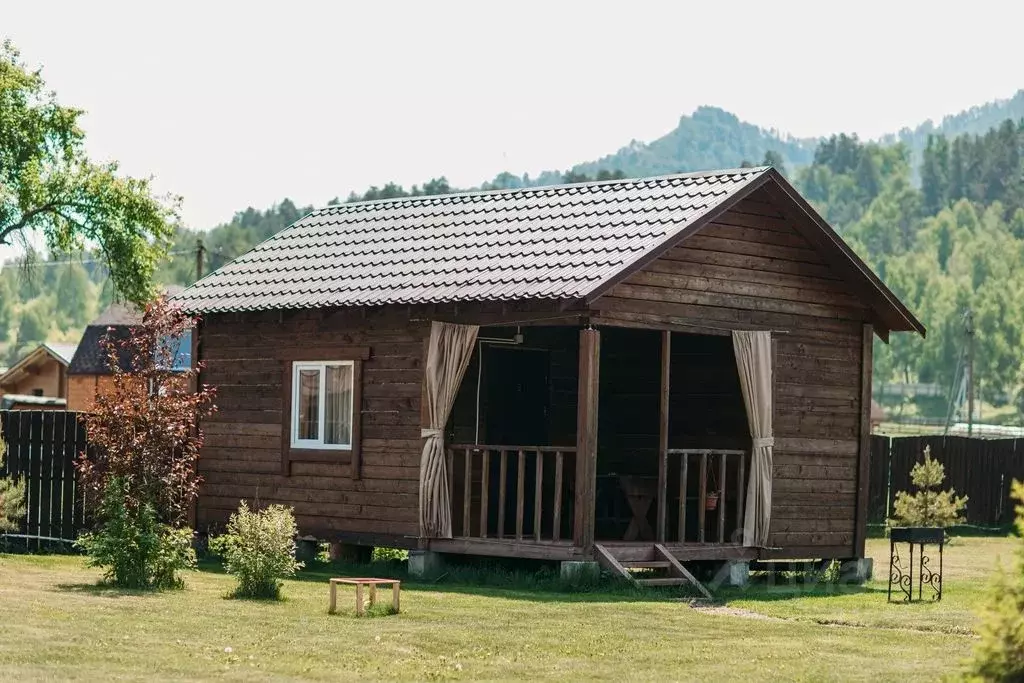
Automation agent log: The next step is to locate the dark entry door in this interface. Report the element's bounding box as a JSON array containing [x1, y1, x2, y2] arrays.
[[482, 347, 549, 445]]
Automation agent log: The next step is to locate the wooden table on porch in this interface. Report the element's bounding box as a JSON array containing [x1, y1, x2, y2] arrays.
[[617, 475, 658, 541]]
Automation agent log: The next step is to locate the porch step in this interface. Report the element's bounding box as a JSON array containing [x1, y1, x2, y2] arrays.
[[593, 543, 714, 600], [622, 560, 671, 570], [635, 577, 687, 587]]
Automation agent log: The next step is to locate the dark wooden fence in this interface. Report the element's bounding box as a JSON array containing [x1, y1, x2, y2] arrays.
[[868, 434, 1024, 526], [0, 410, 88, 546]]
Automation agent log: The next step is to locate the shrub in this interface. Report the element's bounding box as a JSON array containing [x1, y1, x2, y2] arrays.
[[0, 420, 26, 533], [890, 445, 967, 528], [76, 295, 216, 526], [209, 502, 303, 599], [75, 478, 196, 589], [966, 481, 1024, 681]]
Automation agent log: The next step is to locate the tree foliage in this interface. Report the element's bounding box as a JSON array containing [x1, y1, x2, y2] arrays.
[[0, 40, 179, 304], [0, 419, 27, 533], [890, 446, 968, 528], [967, 480, 1024, 681]]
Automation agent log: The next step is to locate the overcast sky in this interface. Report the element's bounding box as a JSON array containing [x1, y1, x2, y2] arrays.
[[5, 0, 1024, 231]]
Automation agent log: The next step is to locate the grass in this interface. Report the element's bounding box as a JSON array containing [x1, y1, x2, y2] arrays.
[[0, 535, 1017, 681]]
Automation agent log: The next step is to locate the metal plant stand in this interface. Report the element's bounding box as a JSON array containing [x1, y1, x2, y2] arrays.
[[888, 527, 944, 602]]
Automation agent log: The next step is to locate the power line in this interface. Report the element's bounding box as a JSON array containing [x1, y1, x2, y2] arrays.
[[0, 249, 195, 270]]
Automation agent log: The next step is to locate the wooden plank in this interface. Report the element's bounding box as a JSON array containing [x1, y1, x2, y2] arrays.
[[463, 447, 472, 537], [516, 448, 525, 541], [678, 453, 688, 543], [718, 451, 727, 544], [657, 330, 670, 543], [497, 449, 507, 538], [654, 544, 713, 599], [37, 412, 54, 542], [61, 413, 79, 542], [534, 450, 543, 542], [573, 328, 600, 550], [698, 451, 707, 544], [593, 543, 631, 581], [854, 323, 873, 557], [553, 451, 564, 542], [479, 449, 489, 538]]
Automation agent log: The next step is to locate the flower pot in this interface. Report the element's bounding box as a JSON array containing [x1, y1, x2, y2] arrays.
[[705, 493, 719, 511]]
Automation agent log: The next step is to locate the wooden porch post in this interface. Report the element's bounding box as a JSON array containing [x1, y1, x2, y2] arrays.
[[574, 327, 600, 550], [656, 330, 670, 542]]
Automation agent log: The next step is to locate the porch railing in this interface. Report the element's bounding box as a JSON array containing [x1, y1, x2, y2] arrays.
[[665, 449, 749, 544], [447, 445, 576, 542]]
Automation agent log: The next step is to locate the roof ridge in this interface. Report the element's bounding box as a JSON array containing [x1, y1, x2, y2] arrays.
[[313, 167, 771, 215]]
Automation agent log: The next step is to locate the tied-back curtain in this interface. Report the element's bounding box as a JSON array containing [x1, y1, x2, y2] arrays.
[[732, 330, 774, 548], [419, 321, 479, 538]]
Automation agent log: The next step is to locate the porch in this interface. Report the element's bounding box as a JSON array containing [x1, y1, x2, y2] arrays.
[[431, 324, 760, 566]]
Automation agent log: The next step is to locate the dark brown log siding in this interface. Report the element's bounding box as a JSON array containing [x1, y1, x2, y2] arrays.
[[593, 188, 869, 557], [196, 308, 427, 543]]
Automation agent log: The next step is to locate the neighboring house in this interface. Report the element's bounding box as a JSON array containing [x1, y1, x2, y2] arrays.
[[0, 342, 78, 407], [176, 167, 924, 579], [67, 286, 186, 412]]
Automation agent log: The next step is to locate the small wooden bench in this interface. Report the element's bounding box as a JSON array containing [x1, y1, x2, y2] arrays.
[[329, 578, 400, 616]]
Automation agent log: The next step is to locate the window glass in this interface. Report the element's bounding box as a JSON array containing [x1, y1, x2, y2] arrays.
[[296, 368, 320, 440], [324, 364, 353, 446]]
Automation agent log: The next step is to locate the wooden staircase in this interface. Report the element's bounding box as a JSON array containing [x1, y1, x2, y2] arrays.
[[594, 543, 712, 599]]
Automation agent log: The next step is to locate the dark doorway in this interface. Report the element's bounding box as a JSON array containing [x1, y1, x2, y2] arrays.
[[481, 346, 550, 445]]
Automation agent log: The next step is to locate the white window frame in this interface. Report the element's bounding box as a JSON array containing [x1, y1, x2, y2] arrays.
[[290, 360, 354, 451]]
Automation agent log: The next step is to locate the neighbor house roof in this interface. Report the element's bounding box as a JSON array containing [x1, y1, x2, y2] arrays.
[[68, 286, 186, 376], [174, 168, 924, 335]]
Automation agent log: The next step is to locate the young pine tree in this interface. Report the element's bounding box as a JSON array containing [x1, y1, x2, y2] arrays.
[[0, 419, 27, 532], [967, 481, 1024, 681], [890, 446, 968, 528]]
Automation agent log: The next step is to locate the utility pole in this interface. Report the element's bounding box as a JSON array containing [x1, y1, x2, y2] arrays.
[[195, 238, 205, 283], [965, 308, 975, 436]]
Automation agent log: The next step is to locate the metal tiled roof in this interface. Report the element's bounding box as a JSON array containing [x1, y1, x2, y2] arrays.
[[175, 168, 770, 313]]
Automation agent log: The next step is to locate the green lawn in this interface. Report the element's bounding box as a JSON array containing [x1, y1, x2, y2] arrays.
[[0, 536, 1015, 681]]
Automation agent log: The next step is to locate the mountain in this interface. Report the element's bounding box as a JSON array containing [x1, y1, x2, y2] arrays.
[[887, 89, 1024, 153], [557, 106, 817, 180]]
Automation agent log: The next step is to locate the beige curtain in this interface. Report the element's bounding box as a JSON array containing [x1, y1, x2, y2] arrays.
[[732, 330, 774, 548], [419, 321, 480, 538]]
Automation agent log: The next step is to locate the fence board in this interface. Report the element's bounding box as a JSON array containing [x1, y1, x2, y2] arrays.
[[869, 434, 1024, 527], [0, 410, 88, 545]]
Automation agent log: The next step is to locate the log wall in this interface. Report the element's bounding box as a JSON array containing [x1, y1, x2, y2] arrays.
[[196, 308, 428, 545], [592, 187, 871, 559]]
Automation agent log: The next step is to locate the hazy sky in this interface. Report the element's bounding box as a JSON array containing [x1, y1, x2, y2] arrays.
[[5, 0, 1024, 231]]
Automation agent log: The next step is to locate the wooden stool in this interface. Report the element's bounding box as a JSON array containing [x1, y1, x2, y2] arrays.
[[329, 578, 400, 616]]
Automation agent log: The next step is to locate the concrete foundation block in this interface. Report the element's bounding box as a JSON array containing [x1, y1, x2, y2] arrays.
[[725, 560, 750, 588], [295, 536, 320, 563], [408, 550, 445, 578], [840, 558, 873, 584], [560, 561, 601, 587]]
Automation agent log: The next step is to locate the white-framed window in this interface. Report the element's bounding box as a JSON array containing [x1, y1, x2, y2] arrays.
[[291, 361, 354, 450]]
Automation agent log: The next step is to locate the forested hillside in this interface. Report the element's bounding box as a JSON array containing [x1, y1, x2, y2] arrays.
[[5, 95, 1024, 423]]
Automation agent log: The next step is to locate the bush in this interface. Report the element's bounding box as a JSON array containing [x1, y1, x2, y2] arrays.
[[967, 481, 1024, 681], [890, 445, 967, 528], [209, 502, 303, 599], [0, 420, 26, 532], [75, 478, 196, 589]]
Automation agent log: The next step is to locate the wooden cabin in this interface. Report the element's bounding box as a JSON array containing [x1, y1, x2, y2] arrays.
[[175, 167, 923, 577], [0, 342, 77, 404]]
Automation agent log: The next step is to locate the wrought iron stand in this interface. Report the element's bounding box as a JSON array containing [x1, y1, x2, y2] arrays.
[[888, 526, 944, 602]]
